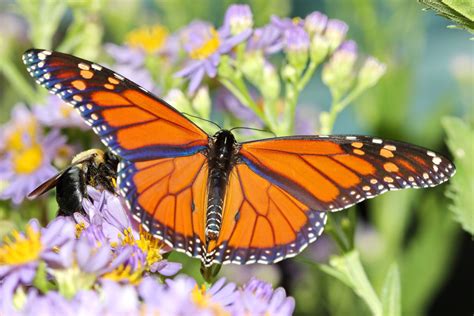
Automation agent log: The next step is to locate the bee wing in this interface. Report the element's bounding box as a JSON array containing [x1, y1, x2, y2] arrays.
[[27, 168, 71, 198], [27, 155, 93, 199]]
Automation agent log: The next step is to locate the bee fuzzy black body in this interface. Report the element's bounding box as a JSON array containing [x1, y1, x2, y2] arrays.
[[28, 149, 119, 216]]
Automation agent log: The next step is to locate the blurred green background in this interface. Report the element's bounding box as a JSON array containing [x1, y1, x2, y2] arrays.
[[0, 0, 472, 315]]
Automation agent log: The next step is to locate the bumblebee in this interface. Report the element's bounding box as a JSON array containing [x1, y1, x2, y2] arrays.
[[28, 149, 119, 216]]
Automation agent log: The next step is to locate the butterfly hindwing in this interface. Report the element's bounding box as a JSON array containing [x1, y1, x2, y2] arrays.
[[239, 135, 455, 212], [119, 154, 208, 259], [22, 49, 208, 161], [206, 163, 327, 265]]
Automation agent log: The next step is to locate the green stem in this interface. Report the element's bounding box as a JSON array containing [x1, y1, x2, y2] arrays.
[[297, 60, 318, 92], [0, 59, 37, 104], [283, 82, 298, 134], [283, 61, 319, 135], [219, 77, 275, 131], [321, 86, 365, 134]]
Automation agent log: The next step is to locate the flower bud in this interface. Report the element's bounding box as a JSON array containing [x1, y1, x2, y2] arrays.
[[304, 11, 328, 36], [322, 41, 358, 98], [260, 63, 280, 100], [324, 19, 348, 51], [284, 26, 310, 71], [282, 64, 298, 83], [310, 34, 330, 64], [357, 57, 386, 89], [241, 51, 265, 84], [223, 4, 253, 36]]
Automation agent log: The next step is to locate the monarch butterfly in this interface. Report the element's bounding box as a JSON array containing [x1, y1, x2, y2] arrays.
[[23, 49, 455, 267]]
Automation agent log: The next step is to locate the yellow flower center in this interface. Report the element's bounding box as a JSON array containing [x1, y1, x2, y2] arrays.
[[191, 284, 230, 315], [6, 119, 37, 152], [102, 263, 144, 285], [192, 284, 211, 307], [189, 28, 221, 60], [120, 227, 163, 269], [126, 25, 169, 54], [12, 144, 44, 174], [0, 225, 42, 265]]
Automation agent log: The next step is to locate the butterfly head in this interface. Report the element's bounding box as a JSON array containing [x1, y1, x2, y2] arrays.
[[212, 130, 237, 155]]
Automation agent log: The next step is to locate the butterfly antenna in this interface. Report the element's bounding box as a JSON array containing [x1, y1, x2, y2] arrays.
[[229, 126, 277, 137], [182, 113, 221, 130]]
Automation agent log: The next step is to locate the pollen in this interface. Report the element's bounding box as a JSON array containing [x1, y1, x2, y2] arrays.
[[0, 225, 42, 265], [189, 28, 221, 60], [75, 223, 86, 238]]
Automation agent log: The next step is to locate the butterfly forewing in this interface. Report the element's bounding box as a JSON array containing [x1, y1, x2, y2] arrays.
[[239, 135, 455, 212], [22, 49, 209, 161]]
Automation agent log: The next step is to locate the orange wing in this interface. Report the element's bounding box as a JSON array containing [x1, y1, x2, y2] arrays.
[[119, 154, 208, 258], [239, 135, 455, 212], [204, 163, 327, 265], [23, 49, 208, 161]]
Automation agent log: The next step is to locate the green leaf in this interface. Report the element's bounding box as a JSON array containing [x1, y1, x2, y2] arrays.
[[442, 116, 474, 235], [381, 263, 401, 316], [320, 251, 383, 316], [33, 261, 54, 293], [418, 0, 474, 34]]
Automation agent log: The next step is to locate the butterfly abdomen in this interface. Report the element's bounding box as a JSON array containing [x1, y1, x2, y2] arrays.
[[206, 130, 238, 241]]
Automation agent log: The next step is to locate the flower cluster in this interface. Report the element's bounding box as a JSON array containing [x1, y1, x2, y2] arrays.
[[0, 104, 66, 204], [0, 188, 293, 314]]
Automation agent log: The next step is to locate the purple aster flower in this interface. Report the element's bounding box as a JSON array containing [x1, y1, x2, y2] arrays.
[[175, 20, 251, 94], [304, 11, 328, 35], [323, 40, 358, 89], [247, 24, 283, 54], [20, 289, 76, 316], [77, 186, 180, 278], [284, 26, 310, 53], [324, 19, 349, 51], [236, 278, 295, 316], [53, 236, 131, 274], [100, 280, 139, 313], [0, 217, 75, 311], [159, 276, 238, 315], [0, 104, 66, 204], [223, 4, 253, 36], [32, 96, 88, 130]]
